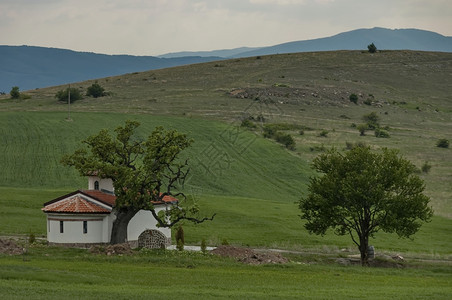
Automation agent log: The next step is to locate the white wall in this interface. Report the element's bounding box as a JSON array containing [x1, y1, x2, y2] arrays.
[[45, 207, 170, 244], [47, 214, 111, 243], [88, 176, 114, 192], [127, 206, 171, 241]]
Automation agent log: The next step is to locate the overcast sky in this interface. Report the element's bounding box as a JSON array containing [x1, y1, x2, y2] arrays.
[[1, 0, 451, 56]]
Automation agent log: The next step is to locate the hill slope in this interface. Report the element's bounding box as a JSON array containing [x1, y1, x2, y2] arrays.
[[2, 50, 450, 217]]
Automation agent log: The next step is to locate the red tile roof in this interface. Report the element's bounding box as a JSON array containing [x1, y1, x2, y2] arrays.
[[42, 195, 111, 214], [43, 190, 178, 215], [81, 190, 116, 206]]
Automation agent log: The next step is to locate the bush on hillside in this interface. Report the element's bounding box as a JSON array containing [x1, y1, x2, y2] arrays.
[[374, 128, 390, 138], [362, 112, 380, 129], [368, 43, 377, 53], [86, 82, 106, 98], [421, 162, 432, 174], [55, 88, 83, 102], [318, 130, 329, 137], [357, 124, 368, 136], [241, 119, 257, 129], [10, 86, 20, 99], [263, 125, 277, 138], [275, 133, 296, 150], [436, 139, 449, 148], [349, 93, 358, 104]]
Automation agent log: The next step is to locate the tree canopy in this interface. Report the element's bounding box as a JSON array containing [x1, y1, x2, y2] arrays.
[[86, 82, 106, 98], [62, 120, 215, 244], [367, 43, 377, 53], [10, 86, 20, 99], [299, 146, 433, 265]]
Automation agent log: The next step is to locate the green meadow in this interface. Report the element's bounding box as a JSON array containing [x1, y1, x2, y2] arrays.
[[1, 247, 451, 299], [0, 51, 451, 298]]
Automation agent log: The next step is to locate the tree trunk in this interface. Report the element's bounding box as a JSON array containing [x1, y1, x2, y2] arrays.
[[110, 207, 140, 244], [359, 235, 369, 266]]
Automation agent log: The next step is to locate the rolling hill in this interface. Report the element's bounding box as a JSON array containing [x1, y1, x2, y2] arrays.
[[0, 50, 451, 252], [2, 27, 452, 93]]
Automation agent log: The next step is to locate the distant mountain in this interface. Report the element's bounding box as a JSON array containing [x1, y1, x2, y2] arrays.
[[2, 27, 451, 92], [229, 27, 452, 58], [157, 47, 261, 59], [157, 27, 452, 58], [0, 46, 222, 92]]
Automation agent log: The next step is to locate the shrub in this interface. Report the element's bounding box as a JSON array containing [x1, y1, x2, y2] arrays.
[[368, 43, 377, 53], [357, 124, 368, 136], [55, 88, 83, 102], [241, 119, 256, 129], [349, 93, 358, 104], [374, 128, 390, 138], [362, 112, 380, 129], [200, 239, 207, 254], [263, 125, 277, 138], [319, 130, 328, 137], [275, 133, 296, 150], [421, 162, 432, 174], [176, 239, 184, 251], [436, 139, 449, 148], [86, 82, 106, 98], [10, 86, 20, 99], [28, 233, 36, 244], [175, 226, 184, 251]]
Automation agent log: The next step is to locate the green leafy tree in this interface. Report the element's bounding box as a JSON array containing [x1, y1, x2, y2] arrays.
[[55, 88, 83, 102], [10, 86, 20, 99], [368, 43, 377, 53], [362, 111, 380, 129], [61, 120, 215, 244], [357, 124, 368, 136], [299, 147, 433, 266], [274, 133, 295, 150], [86, 82, 105, 98]]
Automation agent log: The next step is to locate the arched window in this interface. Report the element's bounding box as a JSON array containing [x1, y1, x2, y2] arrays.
[[94, 181, 99, 190]]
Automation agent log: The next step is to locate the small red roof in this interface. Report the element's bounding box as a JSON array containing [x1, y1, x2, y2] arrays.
[[42, 195, 111, 214], [43, 190, 178, 215]]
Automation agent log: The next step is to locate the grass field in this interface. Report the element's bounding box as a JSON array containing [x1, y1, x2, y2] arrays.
[[0, 51, 451, 298], [1, 246, 451, 299]]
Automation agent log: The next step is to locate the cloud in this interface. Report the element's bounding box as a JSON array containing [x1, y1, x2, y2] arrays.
[[0, 0, 451, 55]]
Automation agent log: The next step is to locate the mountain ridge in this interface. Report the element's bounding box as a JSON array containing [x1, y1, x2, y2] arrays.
[[2, 27, 451, 92]]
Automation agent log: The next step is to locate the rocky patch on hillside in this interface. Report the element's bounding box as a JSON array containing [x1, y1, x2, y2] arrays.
[[0, 239, 24, 255], [229, 87, 385, 108]]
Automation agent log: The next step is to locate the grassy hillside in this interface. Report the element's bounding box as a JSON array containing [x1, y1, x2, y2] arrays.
[[0, 51, 451, 255], [1, 50, 451, 217], [0, 111, 309, 200], [1, 247, 451, 299]]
